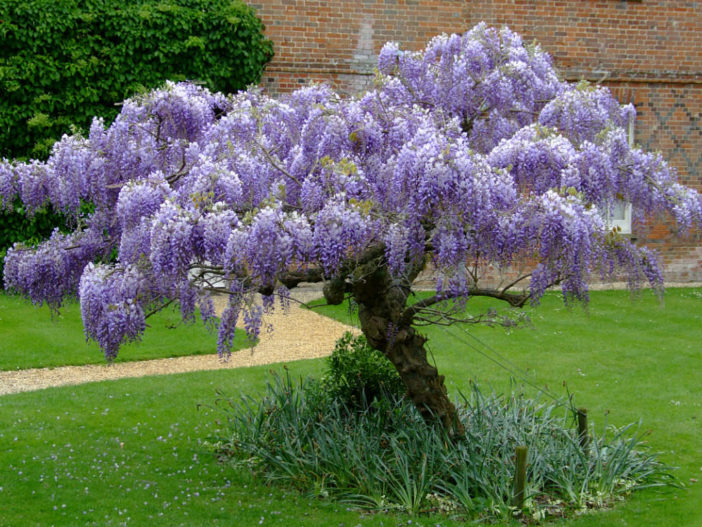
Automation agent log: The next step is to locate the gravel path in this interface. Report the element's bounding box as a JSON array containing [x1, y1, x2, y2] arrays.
[[2, 281, 698, 396], [0, 284, 359, 396]]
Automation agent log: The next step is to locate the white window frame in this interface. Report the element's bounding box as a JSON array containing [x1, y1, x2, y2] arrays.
[[604, 200, 633, 235], [603, 106, 634, 235]]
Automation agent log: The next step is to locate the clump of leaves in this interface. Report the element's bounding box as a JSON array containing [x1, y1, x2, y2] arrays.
[[322, 332, 405, 410]]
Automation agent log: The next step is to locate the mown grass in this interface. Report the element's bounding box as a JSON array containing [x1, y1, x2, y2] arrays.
[[311, 287, 702, 526], [0, 288, 700, 526], [0, 293, 250, 370]]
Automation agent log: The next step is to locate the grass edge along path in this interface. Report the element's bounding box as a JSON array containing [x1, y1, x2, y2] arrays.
[[0, 288, 359, 395], [0, 293, 237, 371]]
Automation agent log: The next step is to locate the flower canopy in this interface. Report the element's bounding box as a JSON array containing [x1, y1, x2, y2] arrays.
[[2, 24, 700, 360]]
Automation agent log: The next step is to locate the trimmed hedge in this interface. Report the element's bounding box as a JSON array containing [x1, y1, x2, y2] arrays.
[[0, 0, 273, 160]]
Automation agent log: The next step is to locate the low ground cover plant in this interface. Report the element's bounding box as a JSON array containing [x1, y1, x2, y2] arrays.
[[210, 341, 675, 523]]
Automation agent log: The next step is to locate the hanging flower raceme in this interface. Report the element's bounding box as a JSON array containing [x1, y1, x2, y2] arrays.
[[539, 82, 635, 145], [46, 135, 95, 216], [116, 175, 173, 231], [527, 190, 606, 302], [224, 206, 313, 290], [200, 206, 239, 266], [488, 124, 577, 195], [115, 175, 174, 264], [78, 263, 157, 361], [16, 161, 54, 214], [0, 158, 17, 211], [149, 200, 197, 281], [175, 154, 244, 208], [312, 200, 375, 276]]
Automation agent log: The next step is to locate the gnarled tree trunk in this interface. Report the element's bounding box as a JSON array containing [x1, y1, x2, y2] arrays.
[[335, 256, 464, 436]]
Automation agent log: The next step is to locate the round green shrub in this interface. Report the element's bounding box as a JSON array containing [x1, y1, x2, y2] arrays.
[[323, 332, 406, 410], [0, 0, 273, 160]]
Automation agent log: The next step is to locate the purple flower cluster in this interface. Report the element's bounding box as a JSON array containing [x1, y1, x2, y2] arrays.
[[225, 206, 312, 288], [377, 23, 561, 153], [2, 25, 700, 359], [312, 200, 374, 275], [4, 228, 106, 310], [148, 201, 195, 280], [0, 159, 17, 211], [539, 82, 634, 145], [78, 263, 153, 361]]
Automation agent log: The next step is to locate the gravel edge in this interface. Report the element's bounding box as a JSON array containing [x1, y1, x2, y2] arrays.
[[0, 284, 359, 396]]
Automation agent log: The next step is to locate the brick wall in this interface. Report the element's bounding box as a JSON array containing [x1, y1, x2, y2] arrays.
[[250, 0, 702, 281]]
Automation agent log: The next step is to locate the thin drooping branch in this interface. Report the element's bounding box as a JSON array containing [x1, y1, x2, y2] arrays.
[[143, 298, 175, 319], [400, 292, 462, 326], [413, 310, 494, 327], [413, 304, 529, 328], [256, 140, 303, 187], [400, 286, 530, 326]]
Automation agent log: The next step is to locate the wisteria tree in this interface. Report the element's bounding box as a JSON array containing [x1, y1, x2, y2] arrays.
[[2, 24, 700, 433]]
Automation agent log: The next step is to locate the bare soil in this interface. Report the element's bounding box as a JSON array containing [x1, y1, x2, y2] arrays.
[[0, 284, 359, 396]]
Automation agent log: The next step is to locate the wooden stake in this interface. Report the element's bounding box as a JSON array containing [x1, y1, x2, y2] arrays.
[[512, 445, 528, 510], [577, 407, 589, 451]]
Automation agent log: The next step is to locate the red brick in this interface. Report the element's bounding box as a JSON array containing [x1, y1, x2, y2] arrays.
[[254, 0, 702, 281]]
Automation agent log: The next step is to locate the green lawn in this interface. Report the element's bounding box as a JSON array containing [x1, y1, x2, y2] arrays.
[[312, 287, 702, 526], [0, 293, 249, 370], [0, 288, 700, 526]]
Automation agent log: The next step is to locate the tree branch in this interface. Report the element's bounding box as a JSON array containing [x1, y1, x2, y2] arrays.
[[144, 298, 175, 319], [255, 140, 302, 187], [500, 273, 532, 295], [400, 286, 530, 326], [278, 268, 324, 288], [166, 148, 189, 185], [469, 287, 530, 307]]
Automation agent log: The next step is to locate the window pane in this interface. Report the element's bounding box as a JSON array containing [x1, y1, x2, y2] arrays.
[[611, 201, 627, 220]]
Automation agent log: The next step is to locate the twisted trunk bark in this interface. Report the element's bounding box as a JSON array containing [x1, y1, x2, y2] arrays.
[[345, 257, 464, 436]]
